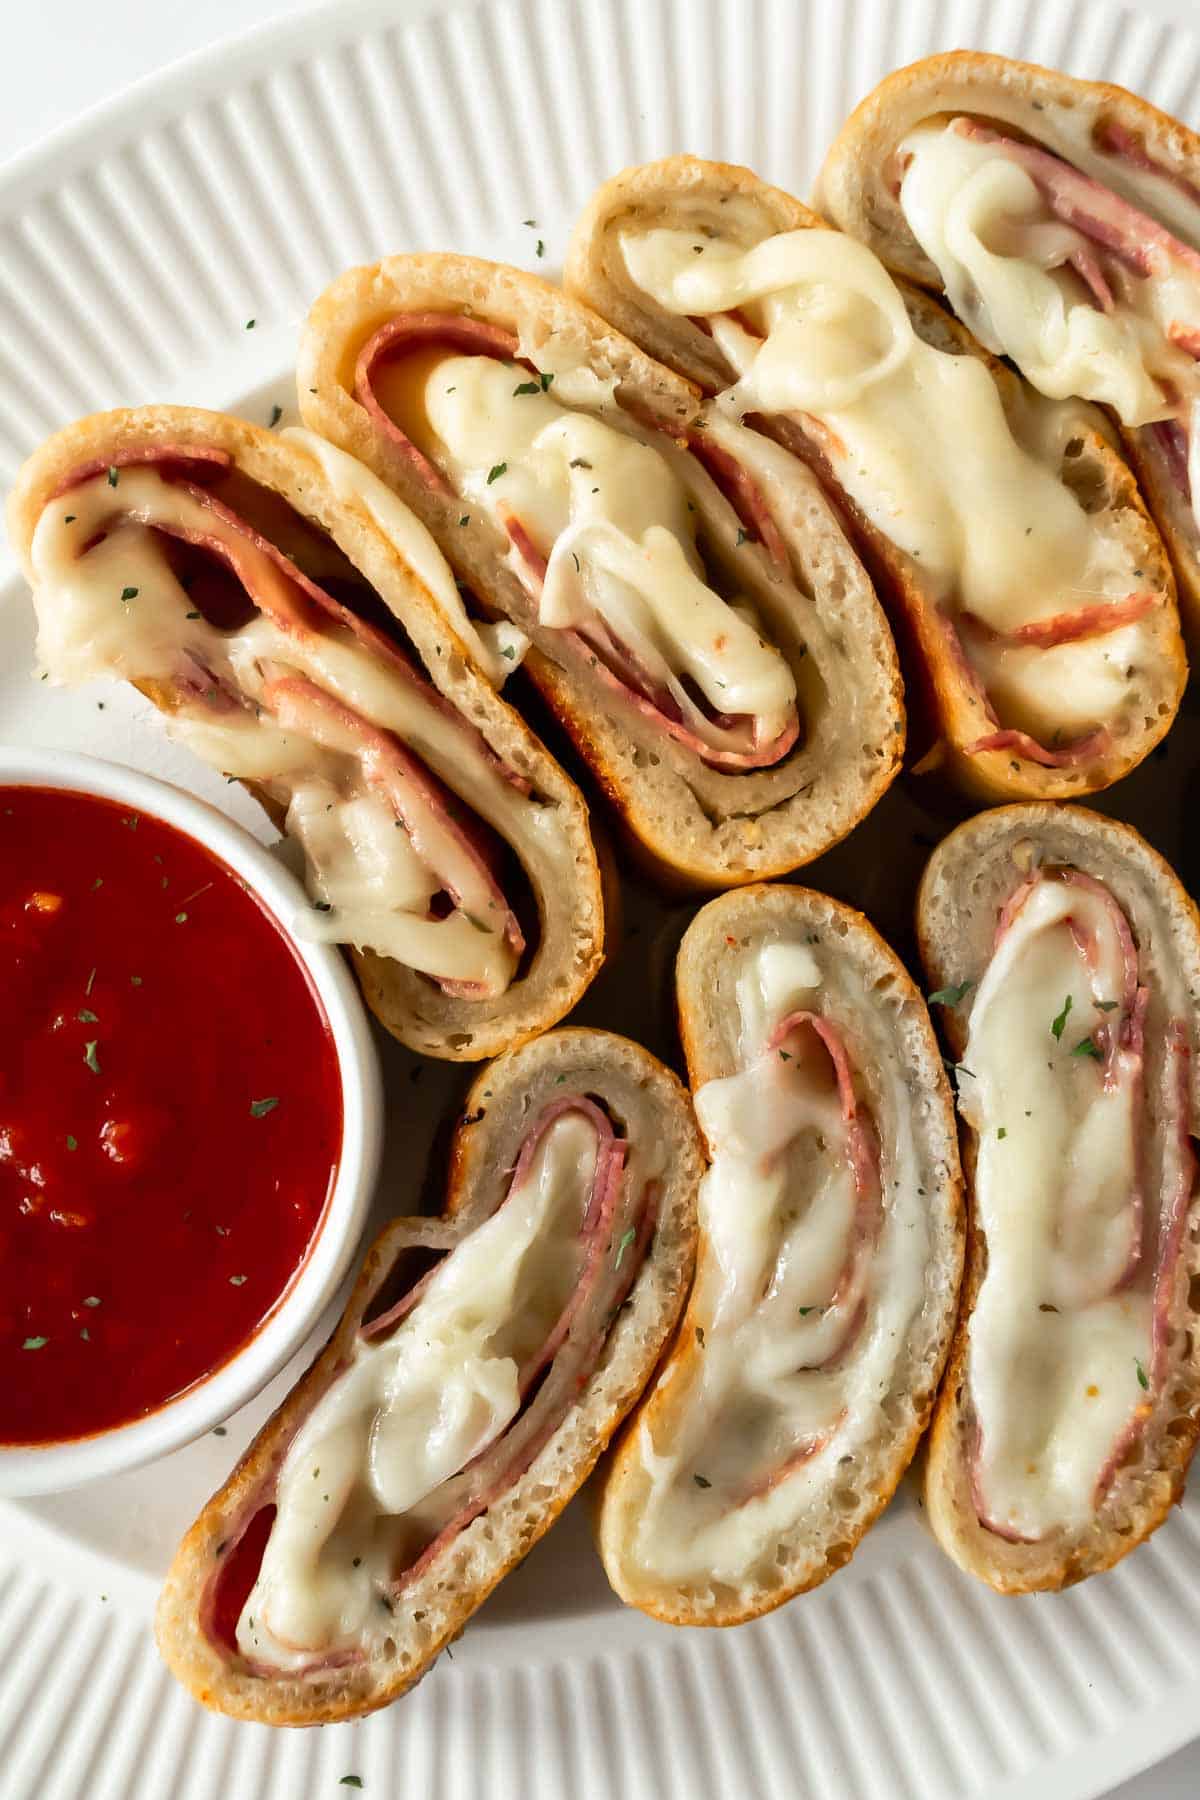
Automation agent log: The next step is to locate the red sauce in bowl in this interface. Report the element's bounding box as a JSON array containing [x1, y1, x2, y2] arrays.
[[0, 785, 343, 1446]]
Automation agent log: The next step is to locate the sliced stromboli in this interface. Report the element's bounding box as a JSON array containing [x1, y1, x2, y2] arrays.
[[917, 805, 1200, 1592], [817, 52, 1200, 639], [298, 254, 903, 886], [594, 885, 963, 1625], [7, 406, 604, 1061], [565, 156, 1185, 804], [155, 1028, 701, 1723]]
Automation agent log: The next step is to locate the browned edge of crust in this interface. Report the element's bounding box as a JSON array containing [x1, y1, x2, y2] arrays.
[[915, 802, 1200, 1592], [6, 404, 606, 1061], [593, 883, 964, 1626]]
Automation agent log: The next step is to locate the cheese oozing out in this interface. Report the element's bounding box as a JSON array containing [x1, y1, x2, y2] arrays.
[[898, 121, 1200, 527], [373, 350, 798, 756], [958, 873, 1151, 1540], [30, 468, 569, 997], [281, 426, 528, 685], [620, 224, 1149, 747], [624, 937, 927, 1588], [236, 1109, 606, 1668]]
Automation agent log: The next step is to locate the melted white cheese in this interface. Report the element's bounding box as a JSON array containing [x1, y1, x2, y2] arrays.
[[620, 226, 1138, 678], [898, 124, 1200, 432], [419, 354, 797, 738], [625, 935, 927, 1588], [964, 620, 1146, 739], [237, 1110, 600, 1667], [30, 469, 571, 995], [281, 426, 527, 684], [959, 876, 1150, 1539]]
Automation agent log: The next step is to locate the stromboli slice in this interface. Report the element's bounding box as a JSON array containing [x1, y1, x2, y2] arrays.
[[595, 885, 962, 1626], [7, 406, 603, 1060], [298, 254, 903, 886], [817, 52, 1200, 637], [155, 1027, 701, 1722], [565, 156, 1185, 803], [917, 805, 1200, 1591]]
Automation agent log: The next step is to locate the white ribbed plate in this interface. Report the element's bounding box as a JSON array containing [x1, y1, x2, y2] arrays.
[[3, 1, 1200, 1796]]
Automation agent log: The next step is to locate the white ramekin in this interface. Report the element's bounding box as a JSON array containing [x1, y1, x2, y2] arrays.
[[0, 746, 383, 1496]]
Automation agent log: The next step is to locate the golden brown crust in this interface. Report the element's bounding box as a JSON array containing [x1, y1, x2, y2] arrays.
[[916, 804, 1200, 1592], [297, 253, 905, 887], [594, 884, 964, 1625], [7, 404, 605, 1060], [155, 1028, 702, 1722], [815, 50, 1200, 641], [565, 154, 1187, 804]]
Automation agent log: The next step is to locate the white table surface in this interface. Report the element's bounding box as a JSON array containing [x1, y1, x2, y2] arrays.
[[3, 5, 1198, 1796]]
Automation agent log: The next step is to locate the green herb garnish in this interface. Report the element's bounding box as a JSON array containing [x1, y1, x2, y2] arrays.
[[693, 1473, 712, 1489], [120, 586, 139, 601], [84, 1040, 101, 1075], [1136, 1359, 1149, 1390], [229, 1274, 248, 1287], [250, 1097, 279, 1118], [486, 462, 507, 484], [928, 981, 973, 1008], [1050, 994, 1073, 1041], [268, 404, 282, 428], [23, 1337, 48, 1351], [613, 1226, 636, 1271], [107, 466, 119, 488], [1072, 1036, 1103, 1060]]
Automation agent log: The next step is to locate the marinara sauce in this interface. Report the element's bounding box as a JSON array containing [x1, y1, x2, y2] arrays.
[[0, 785, 342, 1444]]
